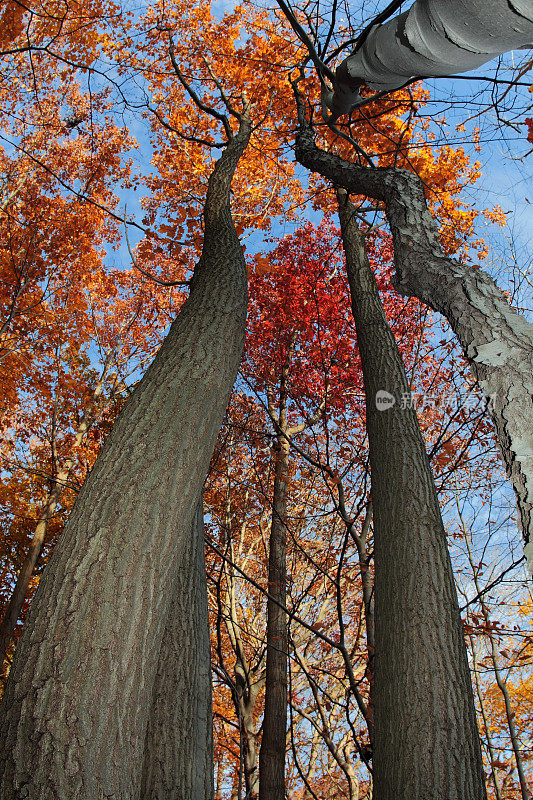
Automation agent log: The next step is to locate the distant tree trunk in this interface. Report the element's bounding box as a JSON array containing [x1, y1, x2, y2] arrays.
[[297, 126, 533, 577], [470, 633, 503, 800], [259, 375, 291, 800], [240, 691, 261, 800], [225, 534, 263, 800], [0, 489, 57, 662], [215, 475, 264, 800], [0, 116, 250, 800], [141, 498, 213, 800], [337, 190, 487, 800]]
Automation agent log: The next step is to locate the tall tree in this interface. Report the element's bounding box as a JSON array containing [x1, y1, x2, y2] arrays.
[[336, 188, 486, 799], [247, 223, 358, 800], [296, 120, 533, 577], [281, 0, 533, 574], [0, 91, 251, 799], [209, 219, 461, 797]]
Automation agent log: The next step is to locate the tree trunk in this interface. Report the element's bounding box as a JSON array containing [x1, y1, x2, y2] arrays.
[[0, 358, 114, 664], [0, 490, 58, 663], [296, 126, 533, 576], [469, 635, 503, 800], [241, 698, 260, 800], [337, 191, 487, 800], [327, 0, 533, 116], [141, 498, 213, 800], [259, 418, 291, 800], [0, 117, 250, 800], [218, 487, 263, 800]]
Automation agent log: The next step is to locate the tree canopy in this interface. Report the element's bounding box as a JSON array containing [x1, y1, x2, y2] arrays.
[[0, 0, 532, 798]]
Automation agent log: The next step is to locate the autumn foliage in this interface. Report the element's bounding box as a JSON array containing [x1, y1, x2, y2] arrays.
[[0, 0, 531, 796]]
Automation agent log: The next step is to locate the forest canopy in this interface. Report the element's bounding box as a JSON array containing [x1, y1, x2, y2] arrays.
[[0, 0, 532, 798]]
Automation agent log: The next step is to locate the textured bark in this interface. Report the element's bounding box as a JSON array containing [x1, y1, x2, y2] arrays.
[[241, 694, 260, 800], [337, 191, 487, 800], [259, 411, 291, 800], [141, 498, 213, 800], [226, 549, 262, 800], [0, 117, 251, 800], [0, 359, 113, 664], [297, 126, 533, 576], [327, 0, 533, 116]]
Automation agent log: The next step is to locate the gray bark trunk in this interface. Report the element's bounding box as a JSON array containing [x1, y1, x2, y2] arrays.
[[337, 191, 486, 800], [327, 0, 533, 116], [0, 117, 250, 800], [241, 700, 260, 800], [296, 126, 533, 577], [141, 498, 213, 800]]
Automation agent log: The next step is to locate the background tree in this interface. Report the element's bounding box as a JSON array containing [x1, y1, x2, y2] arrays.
[[204, 211, 503, 797]]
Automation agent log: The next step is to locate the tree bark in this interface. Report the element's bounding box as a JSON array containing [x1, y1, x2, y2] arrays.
[[141, 498, 213, 800], [337, 190, 487, 800], [0, 117, 250, 800], [327, 0, 533, 116], [0, 356, 115, 664], [240, 692, 260, 800], [296, 125, 533, 576], [259, 402, 291, 800]]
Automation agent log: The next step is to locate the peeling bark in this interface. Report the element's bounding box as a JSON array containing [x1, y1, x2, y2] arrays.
[[296, 126, 533, 576], [327, 0, 533, 116], [337, 190, 486, 800], [0, 117, 251, 800]]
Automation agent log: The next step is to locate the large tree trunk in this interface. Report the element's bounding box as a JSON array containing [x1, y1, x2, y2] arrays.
[[296, 126, 533, 576], [0, 117, 251, 800], [259, 404, 291, 800], [141, 498, 213, 800], [337, 191, 486, 800], [0, 357, 114, 664]]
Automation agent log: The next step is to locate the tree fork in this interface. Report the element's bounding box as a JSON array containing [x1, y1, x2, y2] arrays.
[[337, 189, 487, 800], [296, 125, 533, 575], [0, 116, 251, 800]]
